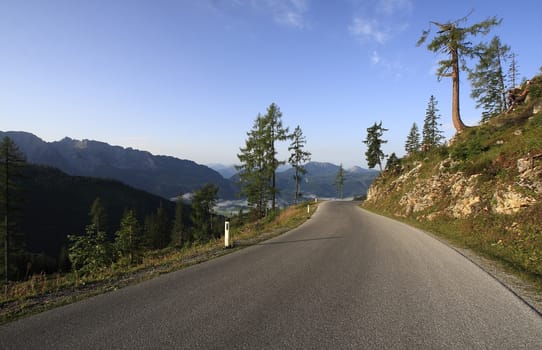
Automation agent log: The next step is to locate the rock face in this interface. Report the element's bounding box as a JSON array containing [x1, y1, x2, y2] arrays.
[[366, 156, 541, 220]]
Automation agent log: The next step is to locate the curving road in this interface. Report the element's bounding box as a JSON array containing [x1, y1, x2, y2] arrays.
[[1, 201, 541, 349]]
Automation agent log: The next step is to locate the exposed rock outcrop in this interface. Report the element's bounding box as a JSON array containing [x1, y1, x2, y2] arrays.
[[366, 156, 541, 220]]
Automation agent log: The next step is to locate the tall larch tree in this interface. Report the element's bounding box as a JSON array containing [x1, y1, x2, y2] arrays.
[[237, 114, 270, 218], [417, 14, 501, 132], [0, 137, 26, 282], [288, 125, 311, 204], [237, 103, 290, 217], [363, 121, 388, 172], [263, 103, 289, 212]]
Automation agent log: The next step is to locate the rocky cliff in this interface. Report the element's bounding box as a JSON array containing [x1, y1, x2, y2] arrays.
[[366, 154, 541, 219]]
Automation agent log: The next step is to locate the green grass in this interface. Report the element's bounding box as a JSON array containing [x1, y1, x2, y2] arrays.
[[0, 201, 321, 324]]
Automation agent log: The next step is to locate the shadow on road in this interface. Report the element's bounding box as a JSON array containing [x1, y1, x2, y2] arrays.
[[255, 236, 344, 246]]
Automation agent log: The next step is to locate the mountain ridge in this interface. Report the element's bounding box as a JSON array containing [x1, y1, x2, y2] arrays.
[[2, 131, 379, 202], [0, 131, 236, 199]]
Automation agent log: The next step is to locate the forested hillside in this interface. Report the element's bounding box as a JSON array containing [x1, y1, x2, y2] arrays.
[[17, 164, 176, 274]]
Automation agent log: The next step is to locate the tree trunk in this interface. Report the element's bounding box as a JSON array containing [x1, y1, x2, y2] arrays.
[[272, 169, 276, 211], [4, 150, 8, 283], [451, 49, 467, 132], [294, 170, 299, 205], [4, 215, 7, 284]]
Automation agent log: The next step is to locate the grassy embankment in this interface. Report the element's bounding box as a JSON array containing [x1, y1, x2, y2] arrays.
[[0, 200, 320, 324], [363, 76, 542, 295]]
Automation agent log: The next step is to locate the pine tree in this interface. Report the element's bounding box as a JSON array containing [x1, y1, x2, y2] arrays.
[[171, 195, 185, 247], [334, 163, 345, 199], [237, 103, 290, 217], [288, 125, 311, 204], [468, 36, 510, 122], [237, 114, 270, 218], [0, 137, 27, 282], [262, 103, 289, 211], [154, 204, 170, 249], [507, 52, 520, 89], [191, 184, 218, 242], [417, 14, 501, 132], [422, 95, 445, 150], [114, 209, 142, 265], [385, 153, 401, 173], [144, 204, 171, 249], [68, 224, 110, 276], [405, 123, 421, 155], [363, 121, 388, 172], [89, 197, 107, 234]]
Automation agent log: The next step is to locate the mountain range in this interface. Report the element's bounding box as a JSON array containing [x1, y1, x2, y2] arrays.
[[211, 161, 379, 200], [2, 131, 378, 201], [1, 131, 236, 200], [275, 162, 378, 200]]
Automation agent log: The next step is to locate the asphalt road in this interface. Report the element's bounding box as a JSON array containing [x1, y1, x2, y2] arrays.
[[1, 201, 541, 349]]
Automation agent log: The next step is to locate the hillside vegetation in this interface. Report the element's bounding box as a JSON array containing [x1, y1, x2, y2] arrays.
[[0, 200, 319, 324], [363, 73, 542, 287], [16, 164, 175, 275]]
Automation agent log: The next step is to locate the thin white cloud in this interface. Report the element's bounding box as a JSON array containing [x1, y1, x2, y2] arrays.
[[276, 9, 305, 28], [348, 0, 412, 44], [376, 0, 413, 16], [267, 0, 310, 28], [349, 17, 388, 44], [205, 0, 310, 28], [368, 50, 406, 79], [371, 50, 381, 64], [224, 0, 310, 29]]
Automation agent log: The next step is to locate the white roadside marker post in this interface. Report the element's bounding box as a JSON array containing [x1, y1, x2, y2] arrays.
[[225, 221, 231, 248]]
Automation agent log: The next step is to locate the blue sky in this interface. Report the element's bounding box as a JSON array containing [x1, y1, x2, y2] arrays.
[[1, 0, 541, 168]]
